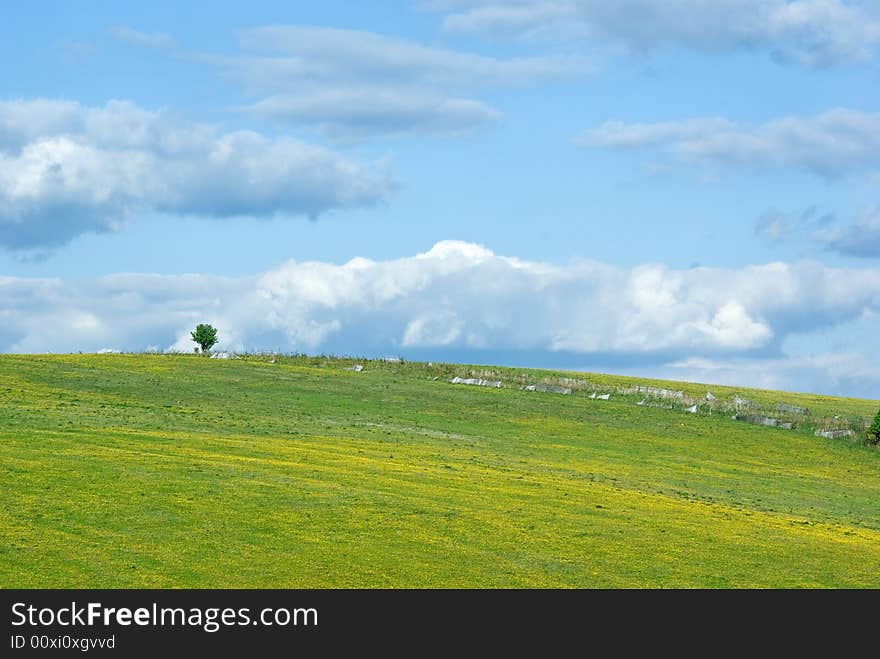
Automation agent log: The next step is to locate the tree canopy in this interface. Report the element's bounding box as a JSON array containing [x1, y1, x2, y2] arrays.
[[191, 323, 219, 354]]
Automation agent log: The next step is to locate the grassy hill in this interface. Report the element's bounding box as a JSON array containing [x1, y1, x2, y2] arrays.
[[1, 353, 878, 588]]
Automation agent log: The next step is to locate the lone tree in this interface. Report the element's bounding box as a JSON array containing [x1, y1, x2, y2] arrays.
[[868, 408, 880, 446], [191, 323, 219, 355]]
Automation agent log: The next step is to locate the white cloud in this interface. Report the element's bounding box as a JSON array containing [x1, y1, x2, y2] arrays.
[[755, 211, 793, 243], [2, 240, 880, 396], [434, 1, 880, 67], [0, 99, 83, 150], [0, 99, 392, 249], [121, 23, 583, 140], [403, 310, 465, 347], [818, 207, 880, 258], [662, 353, 880, 396], [754, 206, 880, 258], [109, 26, 176, 51], [442, 1, 581, 39], [577, 118, 737, 148], [754, 206, 837, 243], [233, 25, 580, 88], [578, 109, 880, 178], [247, 89, 501, 141]]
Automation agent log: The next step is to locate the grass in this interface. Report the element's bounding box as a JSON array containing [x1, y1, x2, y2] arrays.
[[1, 353, 878, 588]]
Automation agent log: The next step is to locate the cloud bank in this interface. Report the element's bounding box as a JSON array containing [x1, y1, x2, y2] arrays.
[[0, 99, 392, 249], [3, 240, 879, 396]]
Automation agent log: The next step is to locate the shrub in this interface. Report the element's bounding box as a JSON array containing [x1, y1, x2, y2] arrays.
[[868, 409, 880, 446]]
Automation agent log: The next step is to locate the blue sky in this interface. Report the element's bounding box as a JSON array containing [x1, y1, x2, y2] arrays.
[[1, 1, 879, 397]]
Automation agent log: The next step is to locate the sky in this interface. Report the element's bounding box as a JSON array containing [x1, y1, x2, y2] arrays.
[[1, 0, 879, 397]]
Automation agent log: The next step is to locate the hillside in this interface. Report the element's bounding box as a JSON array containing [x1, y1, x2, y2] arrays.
[[1, 353, 878, 588]]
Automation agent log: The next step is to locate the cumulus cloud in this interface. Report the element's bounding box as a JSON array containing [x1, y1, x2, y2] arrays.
[[577, 109, 880, 178], [433, 0, 880, 67], [2, 240, 880, 395], [0, 99, 391, 249]]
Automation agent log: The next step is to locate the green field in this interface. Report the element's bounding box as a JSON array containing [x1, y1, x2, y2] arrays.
[[1, 353, 878, 588]]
